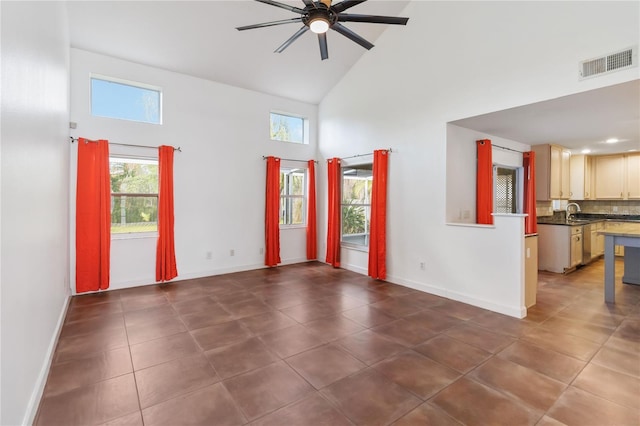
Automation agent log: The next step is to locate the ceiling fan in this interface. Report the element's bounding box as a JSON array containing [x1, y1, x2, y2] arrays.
[[236, 0, 409, 60]]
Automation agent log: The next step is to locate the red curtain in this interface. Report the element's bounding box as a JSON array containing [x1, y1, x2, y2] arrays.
[[306, 160, 317, 260], [156, 146, 178, 282], [368, 150, 389, 280], [325, 157, 341, 268], [523, 151, 538, 235], [76, 138, 111, 293], [476, 139, 494, 225], [265, 156, 281, 267]]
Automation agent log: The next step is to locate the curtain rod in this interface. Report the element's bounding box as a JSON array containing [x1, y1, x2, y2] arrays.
[[341, 148, 393, 160], [262, 156, 318, 164], [70, 137, 182, 152], [493, 144, 525, 154]]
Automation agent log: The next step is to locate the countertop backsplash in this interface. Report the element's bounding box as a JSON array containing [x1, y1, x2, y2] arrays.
[[536, 200, 640, 218]]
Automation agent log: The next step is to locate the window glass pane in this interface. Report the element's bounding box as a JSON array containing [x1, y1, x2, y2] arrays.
[[495, 167, 518, 214], [341, 164, 372, 247], [279, 168, 306, 226], [111, 195, 157, 233], [110, 157, 158, 234], [270, 112, 304, 143], [92, 77, 161, 124]]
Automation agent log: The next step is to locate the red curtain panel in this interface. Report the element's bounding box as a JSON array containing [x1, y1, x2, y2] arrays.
[[325, 157, 341, 267], [306, 160, 317, 260], [265, 156, 281, 267], [523, 151, 538, 235], [76, 138, 111, 293], [476, 139, 494, 225], [368, 150, 389, 280], [156, 146, 178, 282]]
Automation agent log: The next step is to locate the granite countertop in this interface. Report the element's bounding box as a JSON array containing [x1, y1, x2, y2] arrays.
[[538, 213, 640, 226], [598, 222, 640, 237]]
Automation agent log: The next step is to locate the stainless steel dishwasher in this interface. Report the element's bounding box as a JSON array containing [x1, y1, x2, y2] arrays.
[[570, 225, 583, 268], [582, 223, 592, 265]]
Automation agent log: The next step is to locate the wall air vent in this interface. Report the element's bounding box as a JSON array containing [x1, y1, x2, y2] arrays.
[[579, 46, 637, 80]]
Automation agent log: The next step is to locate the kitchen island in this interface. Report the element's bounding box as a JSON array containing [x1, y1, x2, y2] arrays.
[[599, 223, 640, 303]]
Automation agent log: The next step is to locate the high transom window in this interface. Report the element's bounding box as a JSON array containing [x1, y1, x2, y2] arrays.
[[91, 75, 162, 124], [270, 112, 307, 144]]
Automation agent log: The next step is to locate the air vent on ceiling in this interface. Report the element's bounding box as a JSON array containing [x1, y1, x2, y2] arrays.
[[579, 46, 637, 80]]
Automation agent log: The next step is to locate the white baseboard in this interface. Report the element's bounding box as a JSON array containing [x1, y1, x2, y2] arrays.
[[387, 273, 526, 319], [24, 294, 71, 425]]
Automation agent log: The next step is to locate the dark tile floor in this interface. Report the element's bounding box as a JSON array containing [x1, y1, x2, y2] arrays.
[[35, 259, 640, 425]]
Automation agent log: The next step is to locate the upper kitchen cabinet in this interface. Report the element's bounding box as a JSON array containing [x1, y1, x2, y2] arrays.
[[627, 153, 640, 199], [532, 144, 571, 200], [569, 154, 593, 200], [593, 153, 639, 199]]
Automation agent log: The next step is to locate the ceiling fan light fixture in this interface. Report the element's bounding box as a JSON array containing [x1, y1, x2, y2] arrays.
[[309, 17, 329, 33]]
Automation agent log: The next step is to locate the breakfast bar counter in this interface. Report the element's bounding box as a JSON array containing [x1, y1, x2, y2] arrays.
[[599, 223, 640, 303]]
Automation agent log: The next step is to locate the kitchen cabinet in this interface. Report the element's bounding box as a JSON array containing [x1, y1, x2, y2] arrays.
[[594, 221, 604, 257], [569, 154, 592, 200], [593, 154, 635, 199], [532, 144, 571, 200], [627, 153, 640, 199], [538, 224, 582, 273]]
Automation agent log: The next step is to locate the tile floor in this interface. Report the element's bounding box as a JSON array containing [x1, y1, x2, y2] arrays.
[[35, 259, 640, 425]]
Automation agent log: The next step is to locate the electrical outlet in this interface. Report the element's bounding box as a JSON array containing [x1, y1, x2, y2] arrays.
[[463, 210, 470, 219], [230, 249, 235, 256], [259, 248, 264, 254], [206, 251, 212, 260]]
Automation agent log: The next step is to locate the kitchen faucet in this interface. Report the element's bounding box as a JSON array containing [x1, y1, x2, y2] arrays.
[[566, 202, 581, 221]]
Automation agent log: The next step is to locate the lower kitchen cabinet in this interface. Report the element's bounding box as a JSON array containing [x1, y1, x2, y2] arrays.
[[538, 224, 583, 273]]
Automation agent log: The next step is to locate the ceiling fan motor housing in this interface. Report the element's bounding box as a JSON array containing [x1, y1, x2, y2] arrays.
[[304, 4, 336, 28]]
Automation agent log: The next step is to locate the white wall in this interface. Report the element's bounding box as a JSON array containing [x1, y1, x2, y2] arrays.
[[446, 124, 530, 224], [0, 2, 71, 425], [70, 49, 318, 292], [318, 1, 638, 318]]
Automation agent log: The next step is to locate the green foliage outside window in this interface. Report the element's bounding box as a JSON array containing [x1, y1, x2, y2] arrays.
[[110, 159, 158, 233]]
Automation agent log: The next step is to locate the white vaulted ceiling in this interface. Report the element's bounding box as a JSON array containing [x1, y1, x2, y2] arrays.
[[67, 1, 638, 153], [67, 0, 410, 105]]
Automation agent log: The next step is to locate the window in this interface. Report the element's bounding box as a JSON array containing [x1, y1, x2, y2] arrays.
[[110, 157, 158, 234], [270, 112, 307, 144], [494, 165, 523, 214], [280, 168, 306, 226], [341, 163, 373, 247], [91, 75, 162, 124]]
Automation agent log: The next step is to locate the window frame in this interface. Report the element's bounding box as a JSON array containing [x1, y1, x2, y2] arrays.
[[269, 111, 309, 145], [340, 162, 373, 250], [279, 166, 307, 229], [90, 73, 163, 125], [109, 155, 159, 239]]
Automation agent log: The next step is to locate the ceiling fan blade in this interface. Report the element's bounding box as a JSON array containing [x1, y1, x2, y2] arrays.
[[236, 17, 303, 31], [331, 22, 373, 50], [254, 0, 306, 14], [301, 0, 315, 7], [332, 0, 366, 13], [337, 13, 409, 25], [318, 33, 329, 60], [275, 26, 309, 53]]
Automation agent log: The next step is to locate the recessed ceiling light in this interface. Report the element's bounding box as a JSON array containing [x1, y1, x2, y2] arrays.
[[581, 149, 591, 154], [605, 138, 619, 144]]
